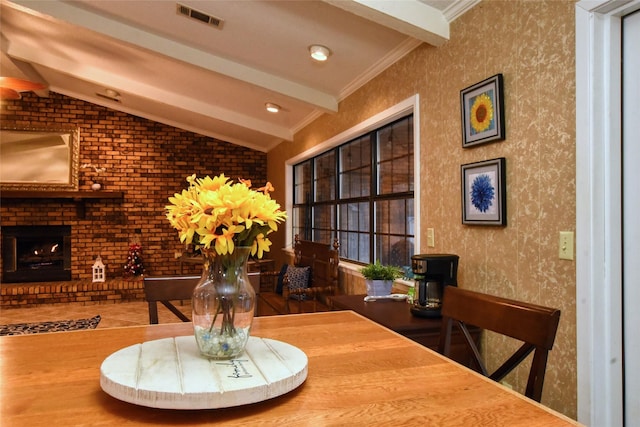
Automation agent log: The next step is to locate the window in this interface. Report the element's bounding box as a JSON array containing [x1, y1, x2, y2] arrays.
[[292, 115, 414, 268]]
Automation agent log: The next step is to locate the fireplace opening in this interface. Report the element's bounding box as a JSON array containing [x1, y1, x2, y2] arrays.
[[2, 226, 72, 283]]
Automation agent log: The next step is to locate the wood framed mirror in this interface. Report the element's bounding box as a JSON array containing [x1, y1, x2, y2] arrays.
[[0, 126, 80, 191]]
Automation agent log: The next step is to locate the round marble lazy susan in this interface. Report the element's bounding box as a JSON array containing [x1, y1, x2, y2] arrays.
[[100, 335, 308, 410]]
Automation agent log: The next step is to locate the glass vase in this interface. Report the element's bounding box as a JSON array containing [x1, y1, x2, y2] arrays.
[[192, 247, 256, 359]]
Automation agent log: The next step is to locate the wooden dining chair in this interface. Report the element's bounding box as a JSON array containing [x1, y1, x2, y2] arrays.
[[283, 236, 340, 314], [143, 275, 200, 324], [437, 286, 561, 402], [143, 273, 261, 324]]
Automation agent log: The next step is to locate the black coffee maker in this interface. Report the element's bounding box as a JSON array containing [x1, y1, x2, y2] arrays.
[[410, 254, 459, 318]]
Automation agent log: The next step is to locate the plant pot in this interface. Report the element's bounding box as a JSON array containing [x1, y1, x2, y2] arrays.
[[365, 279, 393, 296]]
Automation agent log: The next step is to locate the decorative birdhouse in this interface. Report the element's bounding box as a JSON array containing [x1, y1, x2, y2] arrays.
[[92, 255, 105, 283]]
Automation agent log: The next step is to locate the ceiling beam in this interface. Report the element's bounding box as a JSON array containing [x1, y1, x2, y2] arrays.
[[8, 0, 338, 113], [0, 31, 49, 97], [6, 38, 293, 141], [323, 0, 450, 47]]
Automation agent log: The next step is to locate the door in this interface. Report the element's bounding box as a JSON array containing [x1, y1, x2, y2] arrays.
[[622, 9, 640, 426], [576, 1, 640, 425]]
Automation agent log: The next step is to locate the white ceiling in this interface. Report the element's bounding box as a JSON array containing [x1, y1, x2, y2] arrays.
[[0, 0, 477, 152]]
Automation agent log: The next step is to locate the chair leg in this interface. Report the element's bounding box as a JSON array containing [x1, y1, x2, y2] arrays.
[[148, 301, 159, 324], [160, 301, 191, 322], [524, 349, 549, 402]]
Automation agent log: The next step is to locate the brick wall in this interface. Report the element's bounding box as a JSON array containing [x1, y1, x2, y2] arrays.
[[1, 92, 267, 305], [0, 278, 145, 308]]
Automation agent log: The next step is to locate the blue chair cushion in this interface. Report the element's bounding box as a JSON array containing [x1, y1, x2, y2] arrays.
[[285, 265, 310, 300]]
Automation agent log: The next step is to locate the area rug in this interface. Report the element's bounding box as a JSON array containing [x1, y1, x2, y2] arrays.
[[0, 315, 101, 336]]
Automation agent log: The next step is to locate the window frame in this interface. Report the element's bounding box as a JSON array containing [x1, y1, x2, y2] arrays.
[[284, 95, 421, 265]]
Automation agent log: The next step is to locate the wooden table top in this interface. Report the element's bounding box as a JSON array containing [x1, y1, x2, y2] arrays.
[[0, 311, 581, 426]]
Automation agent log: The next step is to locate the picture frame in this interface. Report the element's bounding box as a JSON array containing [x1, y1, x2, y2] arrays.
[[460, 74, 505, 147], [461, 157, 506, 226]]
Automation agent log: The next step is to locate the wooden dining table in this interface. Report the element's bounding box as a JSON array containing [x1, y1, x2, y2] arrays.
[[0, 310, 581, 426]]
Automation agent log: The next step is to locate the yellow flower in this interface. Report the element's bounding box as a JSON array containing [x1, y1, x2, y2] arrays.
[[214, 224, 245, 255], [252, 232, 272, 259], [470, 92, 494, 133], [166, 174, 287, 258], [257, 182, 274, 194]]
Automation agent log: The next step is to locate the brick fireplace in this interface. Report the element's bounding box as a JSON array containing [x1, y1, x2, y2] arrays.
[[1, 92, 267, 308], [2, 225, 72, 283]]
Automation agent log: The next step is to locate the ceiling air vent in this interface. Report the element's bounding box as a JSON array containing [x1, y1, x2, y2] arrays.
[[176, 3, 223, 29]]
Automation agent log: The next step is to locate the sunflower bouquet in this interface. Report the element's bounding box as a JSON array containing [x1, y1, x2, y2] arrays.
[[166, 174, 287, 358], [166, 173, 287, 258]]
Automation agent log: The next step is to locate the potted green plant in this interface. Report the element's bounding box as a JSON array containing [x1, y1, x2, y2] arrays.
[[360, 261, 404, 296]]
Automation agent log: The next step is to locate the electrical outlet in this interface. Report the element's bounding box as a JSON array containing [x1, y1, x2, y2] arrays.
[[559, 231, 574, 260], [427, 228, 435, 247]]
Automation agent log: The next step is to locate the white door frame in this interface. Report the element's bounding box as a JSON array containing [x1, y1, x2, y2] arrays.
[[576, 1, 640, 425]]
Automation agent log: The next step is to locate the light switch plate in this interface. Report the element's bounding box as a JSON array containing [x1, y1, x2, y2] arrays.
[[559, 231, 574, 260], [427, 228, 435, 247]]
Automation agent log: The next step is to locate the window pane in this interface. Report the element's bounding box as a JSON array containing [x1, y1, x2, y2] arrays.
[[378, 117, 413, 161], [339, 136, 370, 198], [406, 198, 415, 235], [375, 234, 414, 269], [377, 117, 414, 194], [338, 201, 370, 263], [314, 152, 335, 202], [294, 161, 312, 204], [314, 229, 333, 244], [390, 236, 414, 271], [378, 154, 413, 193], [339, 231, 370, 263], [389, 199, 408, 234], [312, 204, 334, 243], [291, 206, 312, 241], [375, 199, 414, 266], [339, 202, 369, 232]]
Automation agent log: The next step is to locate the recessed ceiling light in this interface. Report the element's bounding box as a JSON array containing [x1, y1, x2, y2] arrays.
[[309, 45, 331, 62], [265, 102, 280, 113], [96, 89, 121, 103]]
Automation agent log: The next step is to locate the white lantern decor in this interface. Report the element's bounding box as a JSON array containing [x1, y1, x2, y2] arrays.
[[93, 255, 105, 282]]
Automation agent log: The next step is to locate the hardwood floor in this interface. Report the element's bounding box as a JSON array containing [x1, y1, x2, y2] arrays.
[[0, 297, 328, 328], [0, 292, 328, 330], [0, 300, 193, 329]]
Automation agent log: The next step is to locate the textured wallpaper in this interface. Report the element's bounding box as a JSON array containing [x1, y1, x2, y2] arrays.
[[268, 0, 576, 418]]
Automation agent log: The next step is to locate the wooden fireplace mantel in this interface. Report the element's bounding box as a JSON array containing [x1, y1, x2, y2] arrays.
[[0, 190, 124, 200], [0, 190, 124, 218]]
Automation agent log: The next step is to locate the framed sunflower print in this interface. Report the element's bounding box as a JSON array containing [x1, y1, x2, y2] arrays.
[[460, 74, 505, 147], [461, 157, 506, 226]]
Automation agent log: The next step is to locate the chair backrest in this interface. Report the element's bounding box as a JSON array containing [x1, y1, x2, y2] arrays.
[[143, 275, 200, 324], [293, 235, 340, 289], [144, 273, 261, 323], [437, 286, 560, 402]]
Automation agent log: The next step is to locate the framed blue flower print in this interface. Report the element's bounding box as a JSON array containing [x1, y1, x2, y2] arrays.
[[461, 158, 506, 226]]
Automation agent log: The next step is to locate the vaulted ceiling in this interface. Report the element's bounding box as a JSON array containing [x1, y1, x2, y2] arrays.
[[1, 0, 477, 152]]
